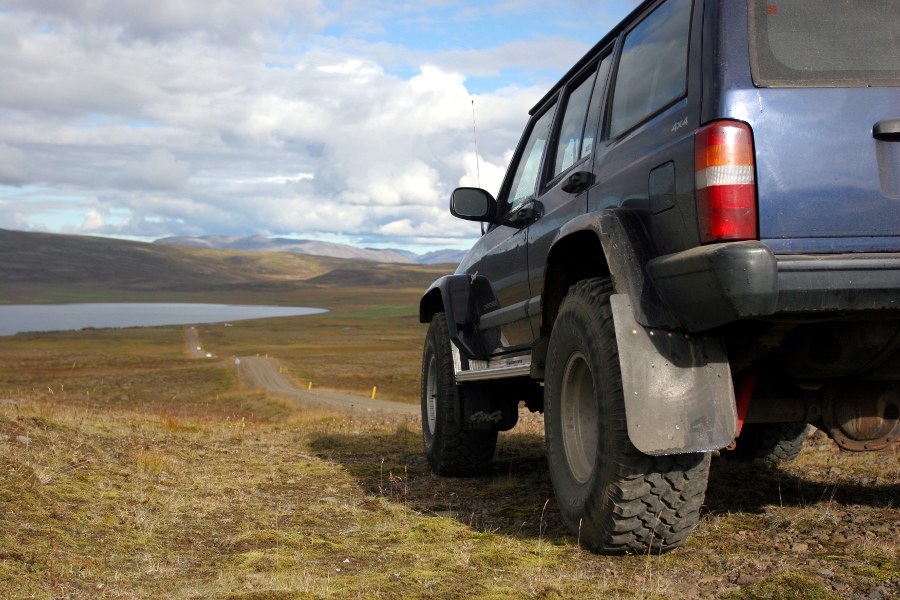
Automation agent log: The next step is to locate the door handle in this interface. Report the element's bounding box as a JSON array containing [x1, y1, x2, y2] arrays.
[[874, 118, 900, 142], [561, 170, 596, 193]]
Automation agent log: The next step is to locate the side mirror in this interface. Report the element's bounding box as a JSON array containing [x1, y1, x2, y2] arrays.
[[450, 187, 497, 222]]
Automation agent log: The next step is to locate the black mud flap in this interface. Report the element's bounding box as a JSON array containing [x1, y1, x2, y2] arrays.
[[610, 294, 737, 455], [457, 383, 519, 432]]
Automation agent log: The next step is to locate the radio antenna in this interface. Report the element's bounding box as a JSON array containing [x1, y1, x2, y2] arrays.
[[471, 99, 485, 235], [471, 99, 481, 189]]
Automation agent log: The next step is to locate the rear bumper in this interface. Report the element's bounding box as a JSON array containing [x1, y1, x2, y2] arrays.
[[647, 241, 900, 331]]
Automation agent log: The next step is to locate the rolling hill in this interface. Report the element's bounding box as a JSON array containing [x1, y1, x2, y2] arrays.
[[0, 229, 453, 301]]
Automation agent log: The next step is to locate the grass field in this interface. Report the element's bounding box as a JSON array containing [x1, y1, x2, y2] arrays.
[[1, 231, 899, 598], [2, 301, 899, 600]]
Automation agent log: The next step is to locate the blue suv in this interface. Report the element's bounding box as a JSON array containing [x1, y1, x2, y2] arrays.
[[419, 0, 900, 554]]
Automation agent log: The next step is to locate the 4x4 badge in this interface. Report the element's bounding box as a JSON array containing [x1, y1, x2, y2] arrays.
[[469, 410, 502, 423], [671, 117, 688, 132]]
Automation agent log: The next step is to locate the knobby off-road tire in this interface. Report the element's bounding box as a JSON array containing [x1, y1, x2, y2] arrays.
[[545, 278, 711, 555], [421, 313, 497, 476], [728, 422, 811, 464]]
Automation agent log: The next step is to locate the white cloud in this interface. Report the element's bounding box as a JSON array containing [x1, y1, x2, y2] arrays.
[[0, 0, 622, 249], [433, 37, 592, 79], [81, 209, 105, 231], [0, 199, 30, 230], [0, 144, 30, 186], [1, 0, 329, 43], [116, 150, 192, 190], [458, 152, 508, 198]]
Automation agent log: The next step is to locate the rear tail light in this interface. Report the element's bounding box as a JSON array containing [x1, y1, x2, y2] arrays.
[[695, 120, 758, 244]]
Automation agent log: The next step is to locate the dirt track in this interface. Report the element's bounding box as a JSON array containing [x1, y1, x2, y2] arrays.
[[185, 326, 205, 358], [237, 355, 419, 416], [185, 325, 417, 415]]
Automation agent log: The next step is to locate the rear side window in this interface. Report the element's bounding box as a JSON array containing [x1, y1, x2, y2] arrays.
[[608, 0, 693, 138], [551, 75, 597, 178], [749, 0, 900, 87], [549, 54, 613, 179]]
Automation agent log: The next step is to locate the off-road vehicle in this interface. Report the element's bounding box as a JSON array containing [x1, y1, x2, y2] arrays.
[[419, 0, 900, 554]]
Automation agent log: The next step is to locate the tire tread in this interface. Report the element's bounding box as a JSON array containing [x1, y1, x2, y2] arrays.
[[547, 278, 710, 554], [728, 421, 811, 464], [422, 314, 497, 477]]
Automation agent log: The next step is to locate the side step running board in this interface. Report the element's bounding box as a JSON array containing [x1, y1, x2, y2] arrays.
[[455, 363, 531, 382], [451, 344, 531, 382]]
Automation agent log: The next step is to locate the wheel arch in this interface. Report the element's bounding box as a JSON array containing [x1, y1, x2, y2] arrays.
[[541, 230, 610, 337], [541, 209, 683, 335], [418, 274, 486, 359], [419, 285, 444, 324], [540, 214, 738, 456]]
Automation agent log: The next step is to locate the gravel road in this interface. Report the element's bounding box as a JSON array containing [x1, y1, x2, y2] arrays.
[[186, 325, 416, 415], [237, 355, 419, 416], [185, 326, 205, 358]]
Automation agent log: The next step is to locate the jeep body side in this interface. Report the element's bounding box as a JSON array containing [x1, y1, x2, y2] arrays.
[[419, 0, 900, 554]]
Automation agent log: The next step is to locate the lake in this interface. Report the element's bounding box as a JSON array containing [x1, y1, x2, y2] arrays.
[[0, 303, 328, 336]]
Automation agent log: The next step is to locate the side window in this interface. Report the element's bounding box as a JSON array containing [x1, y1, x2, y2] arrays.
[[581, 54, 612, 156], [549, 53, 613, 179], [551, 75, 596, 178], [501, 105, 556, 212], [609, 0, 693, 138]]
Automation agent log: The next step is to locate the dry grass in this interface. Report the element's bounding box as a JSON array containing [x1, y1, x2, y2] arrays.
[[2, 380, 898, 600], [1, 289, 899, 598]]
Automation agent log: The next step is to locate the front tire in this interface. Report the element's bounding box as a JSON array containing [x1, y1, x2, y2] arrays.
[[421, 313, 497, 476], [545, 278, 710, 554]]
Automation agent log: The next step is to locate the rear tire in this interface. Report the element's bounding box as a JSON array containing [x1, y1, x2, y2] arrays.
[[421, 313, 497, 476], [545, 278, 710, 554], [727, 422, 811, 464]]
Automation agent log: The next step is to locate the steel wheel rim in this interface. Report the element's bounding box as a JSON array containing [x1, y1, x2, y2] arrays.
[[425, 354, 437, 435], [560, 351, 598, 484]]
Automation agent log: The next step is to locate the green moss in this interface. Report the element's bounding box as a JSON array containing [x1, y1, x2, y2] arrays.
[[853, 549, 900, 577], [231, 552, 302, 573], [223, 590, 318, 600], [726, 570, 839, 600], [228, 531, 309, 553]]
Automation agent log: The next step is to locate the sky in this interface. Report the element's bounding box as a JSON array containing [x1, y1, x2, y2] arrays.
[[0, 0, 636, 253]]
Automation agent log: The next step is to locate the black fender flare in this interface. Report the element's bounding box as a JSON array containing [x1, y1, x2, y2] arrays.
[[547, 209, 682, 330], [419, 274, 489, 359]]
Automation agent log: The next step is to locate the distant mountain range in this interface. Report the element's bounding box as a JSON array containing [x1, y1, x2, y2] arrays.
[[153, 235, 466, 265]]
